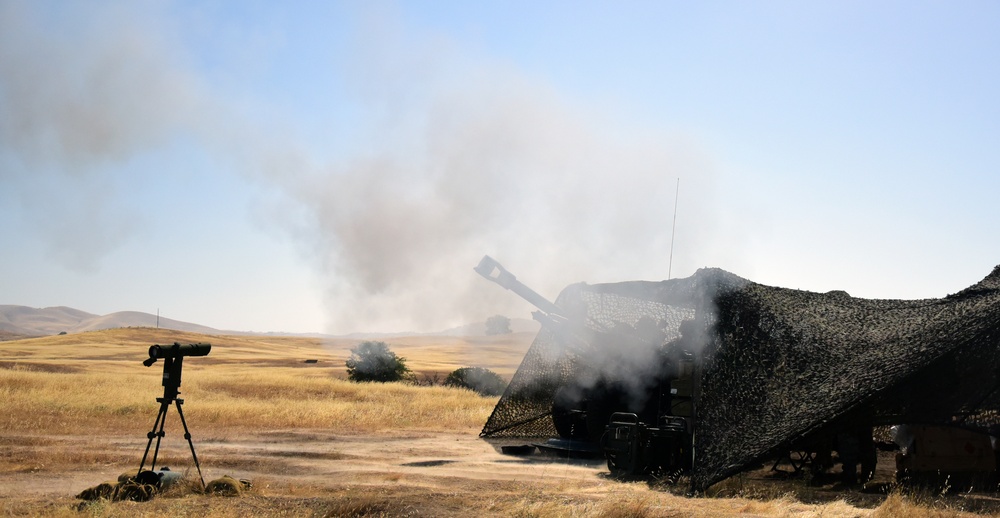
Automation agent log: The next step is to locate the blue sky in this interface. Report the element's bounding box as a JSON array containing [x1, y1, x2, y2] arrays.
[[2, 1, 998, 334]]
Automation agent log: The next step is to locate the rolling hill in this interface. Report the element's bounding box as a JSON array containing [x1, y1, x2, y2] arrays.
[[0, 305, 541, 340], [0, 305, 221, 337]]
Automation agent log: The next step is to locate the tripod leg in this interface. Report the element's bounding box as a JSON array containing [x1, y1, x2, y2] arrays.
[[149, 401, 170, 475], [138, 400, 170, 478], [174, 400, 206, 489]]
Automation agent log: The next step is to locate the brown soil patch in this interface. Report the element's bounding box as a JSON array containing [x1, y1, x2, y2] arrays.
[[4, 430, 1000, 517]]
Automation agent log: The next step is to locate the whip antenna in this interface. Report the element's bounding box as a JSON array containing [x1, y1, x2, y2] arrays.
[[668, 178, 679, 279]]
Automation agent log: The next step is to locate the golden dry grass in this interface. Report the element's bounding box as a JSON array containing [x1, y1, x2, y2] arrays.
[[1, 328, 998, 517], [0, 326, 533, 376], [0, 328, 503, 438], [0, 366, 496, 436]]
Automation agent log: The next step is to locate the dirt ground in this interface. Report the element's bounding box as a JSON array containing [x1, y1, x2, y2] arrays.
[[0, 429, 621, 516], [6, 429, 1000, 516]]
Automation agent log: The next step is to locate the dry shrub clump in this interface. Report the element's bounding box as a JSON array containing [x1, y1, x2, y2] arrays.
[[872, 491, 975, 518], [315, 495, 405, 517], [731, 494, 867, 517], [703, 473, 790, 500], [590, 494, 661, 518], [503, 491, 669, 518], [733, 495, 795, 515]]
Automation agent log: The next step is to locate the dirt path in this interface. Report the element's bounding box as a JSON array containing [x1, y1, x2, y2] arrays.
[[5, 431, 1000, 516], [199, 429, 610, 490], [0, 430, 631, 516]]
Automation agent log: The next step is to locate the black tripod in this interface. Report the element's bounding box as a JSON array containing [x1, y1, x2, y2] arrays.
[[138, 343, 210, 488]]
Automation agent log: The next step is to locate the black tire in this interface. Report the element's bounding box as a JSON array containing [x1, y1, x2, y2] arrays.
[[552, 386, 588, 439]]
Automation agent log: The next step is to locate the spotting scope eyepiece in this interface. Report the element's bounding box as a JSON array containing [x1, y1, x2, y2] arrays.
[[143, 342, 212, 367]]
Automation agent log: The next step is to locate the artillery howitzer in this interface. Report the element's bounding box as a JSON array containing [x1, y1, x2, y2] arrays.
[[477, 255, 1000, 491], [475, 255, 698, 478]]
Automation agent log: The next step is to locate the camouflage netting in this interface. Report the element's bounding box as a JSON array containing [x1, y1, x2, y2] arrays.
[[480, 265, 1000, 491]]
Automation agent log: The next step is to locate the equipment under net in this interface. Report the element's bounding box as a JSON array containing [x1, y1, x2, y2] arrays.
[[477, 257, 1000, 492]]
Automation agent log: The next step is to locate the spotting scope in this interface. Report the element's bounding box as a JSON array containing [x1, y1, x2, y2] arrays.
[[143, 342, 212, 367]]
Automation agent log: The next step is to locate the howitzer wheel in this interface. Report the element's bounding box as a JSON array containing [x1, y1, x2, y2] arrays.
[[552, 387, 589, 439]]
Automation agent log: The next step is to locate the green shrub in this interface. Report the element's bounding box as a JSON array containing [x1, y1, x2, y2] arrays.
[[445, 367, 507, 396], [346, 341, 410, 382], [485, 315, 512, 335]]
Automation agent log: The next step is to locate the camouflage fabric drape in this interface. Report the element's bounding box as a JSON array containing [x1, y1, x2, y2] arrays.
[[481, 265, 1000, 491]]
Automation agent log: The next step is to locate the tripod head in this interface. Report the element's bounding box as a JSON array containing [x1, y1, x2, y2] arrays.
[[143, 342, 211, 400]]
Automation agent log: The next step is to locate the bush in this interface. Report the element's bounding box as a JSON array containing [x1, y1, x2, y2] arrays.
[[345, 341, 410, 382], [485, 315, 512, 335], [445, 367, 507, 396]]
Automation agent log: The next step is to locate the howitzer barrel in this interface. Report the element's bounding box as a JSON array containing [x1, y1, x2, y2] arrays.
[[474, 256, 563, 316]]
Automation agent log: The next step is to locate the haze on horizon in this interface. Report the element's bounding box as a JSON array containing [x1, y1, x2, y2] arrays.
[[2, 1, 998, 335]]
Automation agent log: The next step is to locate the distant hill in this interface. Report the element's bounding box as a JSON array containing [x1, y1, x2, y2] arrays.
[[0, 305, 542, 339], [0, 329, 30, 341], [0, 305, 222, 337]]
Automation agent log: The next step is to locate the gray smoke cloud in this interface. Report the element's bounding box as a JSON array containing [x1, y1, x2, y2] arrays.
[[0, 3, 720, 333], [0, 1, 204, 272], [272, 25, 721, 332]]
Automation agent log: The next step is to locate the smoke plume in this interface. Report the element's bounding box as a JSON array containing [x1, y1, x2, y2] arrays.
[[0, 2, 204, 272], [0, 3, 719, 333]]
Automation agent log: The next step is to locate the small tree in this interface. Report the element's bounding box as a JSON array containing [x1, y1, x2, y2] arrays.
[[485, 315, 512, 336], [346, 341, 410, 382], [445, 367, 507, 396]]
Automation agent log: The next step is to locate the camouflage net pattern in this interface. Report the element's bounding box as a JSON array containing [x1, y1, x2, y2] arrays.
[[481, 265, 1000, 491]]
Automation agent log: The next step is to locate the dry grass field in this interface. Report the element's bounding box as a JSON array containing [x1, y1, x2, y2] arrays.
[[1, 327, 998, 517]]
